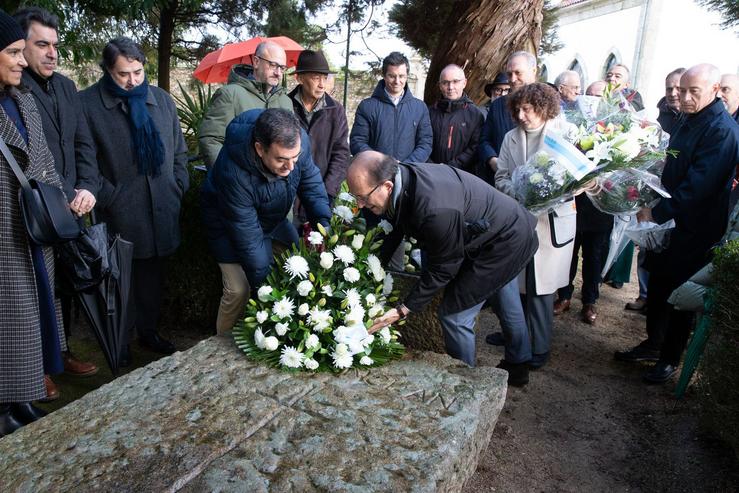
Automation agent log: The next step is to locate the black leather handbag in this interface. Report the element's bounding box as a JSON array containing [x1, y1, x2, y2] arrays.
[[0, 135, 80, 245]]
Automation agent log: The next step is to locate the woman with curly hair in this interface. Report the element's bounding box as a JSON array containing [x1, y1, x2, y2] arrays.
[[494, 82, 578, 375]]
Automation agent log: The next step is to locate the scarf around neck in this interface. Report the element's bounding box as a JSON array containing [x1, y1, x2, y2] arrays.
[[102, 71, 164, 177]]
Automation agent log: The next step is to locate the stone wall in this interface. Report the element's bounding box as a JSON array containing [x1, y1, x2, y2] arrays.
[[0, 337, 507, 492]]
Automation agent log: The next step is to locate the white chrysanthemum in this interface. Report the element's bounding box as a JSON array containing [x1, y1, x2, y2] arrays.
[[296, 280, 313, 297], [334, 324, 369, 355], [275, 322, 289, 336], [283, 255, 310, 280], [308, 307, 332, 331], [257, 286, 273, 302], [338, 192, 355, 203], [305, 333, 320, 350], [378, 219, 393, 234], [332, 344, 354, 368], [351, 234, 365, 250], [254, 327, 266, 349], [379, 326, 391, 344], [360, 356, 374, 366], [307, 231, 324, 246], [272, 297, 295, 320], [365, 293, 376, 306], [368, 304, 385, 318], [366, 254, 385, 282], [343, 267, 360, 283], [304, 358, 319, 370], [344, 288, 361, 308], [361, 334, 375, 347], [256, 310, 268, 324], [319, 251, 334, 269], [279, 346, 304, 368], [321, 285, 333, 297], [332, 245, 355, 265], [382, 273, 394, 295], [333, 205, 355, 223], [345, 305, 366, 327], [298, 303, 309, 316], [264, 336, 279, 351]]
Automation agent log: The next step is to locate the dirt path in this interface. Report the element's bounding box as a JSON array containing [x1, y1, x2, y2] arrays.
[[465, 275, 738, 492]]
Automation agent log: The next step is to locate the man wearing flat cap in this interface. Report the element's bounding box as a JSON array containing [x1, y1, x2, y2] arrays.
[[288, 50, 350, 226]]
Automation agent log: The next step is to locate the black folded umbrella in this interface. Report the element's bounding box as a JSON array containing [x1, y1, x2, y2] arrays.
[[75, 234, 133, 375], [58, 222, 111, 291]]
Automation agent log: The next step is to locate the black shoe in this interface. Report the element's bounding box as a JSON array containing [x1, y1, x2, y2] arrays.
[[614, 344, 659, 362], [607, 281, 624, 289], [528, 352, 550, 370], [643, 362, 678, 384], [485, 332, 505, 346], [139, 332, 176, 355], [0, 404, 24, 437], [119, 345, 132, 368], [497, 359, 529, 387], [11, 402, 47, 425]]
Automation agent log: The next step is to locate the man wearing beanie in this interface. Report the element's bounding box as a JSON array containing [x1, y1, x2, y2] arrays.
[[0, 9, 63, 435], [79, 37, 189, 357], [287, 50, 350, 229], [13, 6, 101, 380]]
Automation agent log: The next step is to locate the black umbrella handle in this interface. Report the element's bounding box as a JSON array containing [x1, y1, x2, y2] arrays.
[[90, 209, 98, 226]]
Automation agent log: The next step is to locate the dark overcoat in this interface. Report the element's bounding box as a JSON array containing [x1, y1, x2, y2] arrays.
[[381, 163, 538, 315], [79, 81, 189, 259], [649, 98, 739, 283], [350, 80, 432, 163], [428, 94, 485, 173], [201, 109, 332, 287], [477, 94, 515, 184], [0, 88, 64, 402], [22, 70, 99, 202]]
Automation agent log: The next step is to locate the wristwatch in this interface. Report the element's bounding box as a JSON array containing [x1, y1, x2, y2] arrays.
[[395, 303, 410, 320]]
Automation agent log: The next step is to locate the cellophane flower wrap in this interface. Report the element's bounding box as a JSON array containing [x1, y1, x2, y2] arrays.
[[513, 83, 672, 215], [232, 189, 405, 372]]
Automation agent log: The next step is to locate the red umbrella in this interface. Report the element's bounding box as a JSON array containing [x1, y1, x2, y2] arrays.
[[193, 36, 304, 84]]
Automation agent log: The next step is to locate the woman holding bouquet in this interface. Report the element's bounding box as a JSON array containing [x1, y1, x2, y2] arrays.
[[495, 83, 578, 367]]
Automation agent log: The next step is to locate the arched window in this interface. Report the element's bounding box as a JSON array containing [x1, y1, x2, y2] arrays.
[[603, 53, 618, 78], [568, 59, 585, 89]]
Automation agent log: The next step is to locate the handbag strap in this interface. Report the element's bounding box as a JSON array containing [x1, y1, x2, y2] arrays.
[[0, 133, 33, 192]]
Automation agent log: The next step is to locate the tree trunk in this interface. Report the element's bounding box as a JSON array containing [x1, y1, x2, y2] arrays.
[[424, 0, 545, 105], [156, 0, 179, 93]]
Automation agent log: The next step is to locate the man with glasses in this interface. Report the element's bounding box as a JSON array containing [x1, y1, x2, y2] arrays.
[[554, 70, 581, 111], [201, 109, 331, 335], [199, 41, 293, 168], [480, 72, 510, 118], [348, 150, 538, 385], [288, 50, 349, 229], [427, 64, 484, 174]]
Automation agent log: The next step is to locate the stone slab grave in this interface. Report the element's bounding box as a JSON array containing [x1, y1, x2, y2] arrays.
[[0, 337, 507, 492]]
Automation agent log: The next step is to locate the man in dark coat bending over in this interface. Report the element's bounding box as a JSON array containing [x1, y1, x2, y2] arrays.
[[347, 151, 539, 380]]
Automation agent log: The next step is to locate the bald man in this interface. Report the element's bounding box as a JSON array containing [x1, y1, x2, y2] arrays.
[[720, 73, 739, 124], [585, 80, 606, 97], [347, 151, 538, 385], [427, 64, 484, 173], [616, 64, 739, 384], [199, 41, 293, 167]]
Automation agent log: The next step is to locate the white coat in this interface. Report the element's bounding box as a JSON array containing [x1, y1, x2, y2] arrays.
[[496, 118, 578, 295]]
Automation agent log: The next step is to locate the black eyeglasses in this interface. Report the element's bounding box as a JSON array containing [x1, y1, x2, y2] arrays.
[[254, 55, 287, 72], [354, 182, 382, 204]]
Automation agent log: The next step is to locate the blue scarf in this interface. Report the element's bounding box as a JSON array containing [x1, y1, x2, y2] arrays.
[[102, 72, 164, 177]]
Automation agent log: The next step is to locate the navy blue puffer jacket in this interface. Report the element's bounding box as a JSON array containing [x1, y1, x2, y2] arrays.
[[201, 109, 331, 286], [349, 80, 432, 162]]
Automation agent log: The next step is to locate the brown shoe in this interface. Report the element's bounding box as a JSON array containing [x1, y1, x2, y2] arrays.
[[63, 352, 99, 376], [553, 298, 571, 315], [581, 304, 597, 325], [625, 297, 647, 312], [38, 375, 59, 402]]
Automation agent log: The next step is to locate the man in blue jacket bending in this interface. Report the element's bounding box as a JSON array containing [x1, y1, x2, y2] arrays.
[[201, 109, 331, 334], [350, 51, 432, 164]]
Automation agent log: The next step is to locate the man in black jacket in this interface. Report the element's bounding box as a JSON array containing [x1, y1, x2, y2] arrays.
[[428, 64, 484, 173], [657, 67, 685, 136], [288, 50, 349, 227], [347, 151, 539, 385], [14, 7, 99, 378]]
